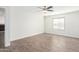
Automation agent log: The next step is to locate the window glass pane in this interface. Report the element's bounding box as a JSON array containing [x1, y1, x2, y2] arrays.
[[53, 18, 64, 30]]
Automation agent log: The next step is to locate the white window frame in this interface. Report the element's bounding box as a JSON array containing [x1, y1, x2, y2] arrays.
[[53, 17, 65, 30]]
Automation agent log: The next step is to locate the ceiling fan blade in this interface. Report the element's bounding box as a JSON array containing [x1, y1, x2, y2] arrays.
[[47, 6, 53, 9], [44, 6, 47, 8], [47, 10, 53, 11]]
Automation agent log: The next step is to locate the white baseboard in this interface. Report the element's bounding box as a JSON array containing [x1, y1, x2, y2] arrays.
[[11, 32, 43, 41], [46, 32, 79, 38]]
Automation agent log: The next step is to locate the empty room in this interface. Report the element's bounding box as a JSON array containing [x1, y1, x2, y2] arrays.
[[0, 6, 79, 52]]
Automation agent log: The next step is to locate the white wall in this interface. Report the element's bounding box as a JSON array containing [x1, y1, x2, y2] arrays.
[[0, 8, 5, 24], [9, 6, 44, 41], [5, 7, 10, 47], [0, 16, 4, 24], [45, 11, 79, 38]]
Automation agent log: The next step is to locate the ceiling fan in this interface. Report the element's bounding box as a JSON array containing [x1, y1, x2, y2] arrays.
[[38, 6, 53, 12]]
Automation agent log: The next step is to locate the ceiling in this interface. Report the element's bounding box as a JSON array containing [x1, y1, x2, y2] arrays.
[[43, 6, 79, 15], [10, 6, 79, 16]]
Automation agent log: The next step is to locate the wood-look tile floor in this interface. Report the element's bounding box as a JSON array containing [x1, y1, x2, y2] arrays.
[[1, 33, 79, 52]]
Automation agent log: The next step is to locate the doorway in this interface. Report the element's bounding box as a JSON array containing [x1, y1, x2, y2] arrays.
[[0, 8, 5, 48]]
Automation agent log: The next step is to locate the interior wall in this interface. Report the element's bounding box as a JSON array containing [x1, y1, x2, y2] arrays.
[[0, 16, 4, 24], [0, 8, 5, 24], [45, 11, 79, 38], [4, 7, 10, 47], [9, 6, 44, 41]]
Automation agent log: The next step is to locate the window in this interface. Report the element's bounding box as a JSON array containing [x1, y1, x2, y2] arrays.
[[53, 17, 64, 30]]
